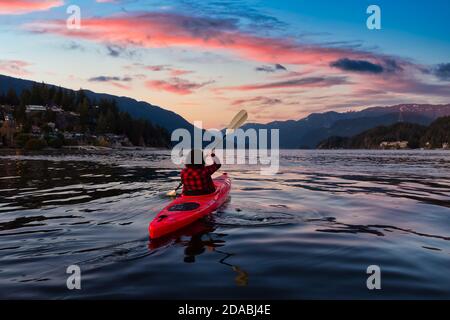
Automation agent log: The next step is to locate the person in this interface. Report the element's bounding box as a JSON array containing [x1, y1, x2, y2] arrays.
[[181, 149, 221, 196]]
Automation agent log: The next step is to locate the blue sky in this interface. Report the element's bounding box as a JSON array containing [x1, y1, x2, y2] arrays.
[[0, 0, 449, 127]]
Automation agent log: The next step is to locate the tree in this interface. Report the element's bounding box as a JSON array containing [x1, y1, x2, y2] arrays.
[[19, 89, 31, 107], [13, 104, 27, 124], [421, 116, 450, 148], [6, 88, 19, 105], [30, 83, 42, 105], [53, 87, 63, 106], [44, 108, 56, 123], [96, 113, 108, 134], [105, 109, 117, 133], [78, 98, 90, 131]]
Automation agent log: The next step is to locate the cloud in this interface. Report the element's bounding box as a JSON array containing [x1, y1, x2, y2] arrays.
[[145, 65, 169, 72], [223, 76, 349, 91], [330, 58, 384, 74], [231, 96, 283, 106], [89, 76, 132, 82], [88, 75, 132, 90], [433, 63, 450, 81], [24, 11, 447, 103], [382, 58, 404, 73], [63, 41, 85, 51], [170, 68, 193, 76], [330, 58, 405, 74], [275, 64, 287, 71], [255, 64, 287, 73], [129, 64, 194, 76], [352, 72, 450, 98], [106, 45, 121, 57], [145, 77, 214, 95], [169, 0, 287, 30], [0, 0, 63, 15], [26, 12, 379, 67], [0, 59, 31, 76], [105, 44, 137, 58], [109, 82, 131, 90]]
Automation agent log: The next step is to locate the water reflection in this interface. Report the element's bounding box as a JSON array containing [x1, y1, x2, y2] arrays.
[[308, 216, 450, 242], [0, 158, 177, 212], [149, 218, 249, 286]]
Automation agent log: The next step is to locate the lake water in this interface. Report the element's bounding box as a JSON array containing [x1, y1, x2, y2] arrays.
[[0, 149, 449, 299]]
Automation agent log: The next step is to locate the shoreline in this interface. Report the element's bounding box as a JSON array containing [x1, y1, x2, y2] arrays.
[[1, 147, 449, 152], [0, 145, 169, 152]]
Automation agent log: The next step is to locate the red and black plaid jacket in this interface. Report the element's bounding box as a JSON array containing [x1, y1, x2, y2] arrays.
[[181, 158, 221, 195]]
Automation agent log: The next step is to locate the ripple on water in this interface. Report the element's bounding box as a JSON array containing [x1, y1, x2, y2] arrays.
[[0, 149, 449, 299]]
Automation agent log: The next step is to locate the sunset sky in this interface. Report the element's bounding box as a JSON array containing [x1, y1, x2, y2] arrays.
[[0, 0, 449, 128]]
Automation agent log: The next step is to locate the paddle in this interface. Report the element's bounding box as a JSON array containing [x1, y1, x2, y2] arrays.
[[166, 182, 182, 197], [225, 109, 248, 136], [206, 109, 248, 152], [165, 110, 248, 197]]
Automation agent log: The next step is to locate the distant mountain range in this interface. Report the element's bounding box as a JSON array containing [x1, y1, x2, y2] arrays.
[[317, 116, 450, 149], [2, 74, 449, 149], [0, 74, 193, 133], [242, 104, 450, 148]]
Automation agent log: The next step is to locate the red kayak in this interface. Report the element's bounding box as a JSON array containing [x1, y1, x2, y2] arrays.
[[149, 173, 231, 239]]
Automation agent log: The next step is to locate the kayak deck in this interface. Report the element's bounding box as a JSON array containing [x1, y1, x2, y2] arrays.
[[149, 173, 231, 238]]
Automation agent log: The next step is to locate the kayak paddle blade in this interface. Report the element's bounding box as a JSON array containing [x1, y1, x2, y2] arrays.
[[227, 110, 248, 132]]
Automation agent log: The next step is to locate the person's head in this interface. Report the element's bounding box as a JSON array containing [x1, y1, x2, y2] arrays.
[[185, 149, 205, 168]]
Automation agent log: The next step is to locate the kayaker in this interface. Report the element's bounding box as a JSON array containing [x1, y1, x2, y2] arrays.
[[181, 149, 221, 196]]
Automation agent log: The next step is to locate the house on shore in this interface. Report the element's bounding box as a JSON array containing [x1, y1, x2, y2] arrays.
[[26, 105, 47, 113], [379, 141, 409, 149], [104, 134, 131, 147]]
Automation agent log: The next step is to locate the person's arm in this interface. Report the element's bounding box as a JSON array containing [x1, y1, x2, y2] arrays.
[[205, 152, 221, 175]]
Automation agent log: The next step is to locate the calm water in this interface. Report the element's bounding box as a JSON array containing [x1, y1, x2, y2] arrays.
[[0, 149, 449, 299]]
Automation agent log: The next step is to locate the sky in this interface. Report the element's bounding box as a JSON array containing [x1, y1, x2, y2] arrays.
[[0, 0, 449, 128]]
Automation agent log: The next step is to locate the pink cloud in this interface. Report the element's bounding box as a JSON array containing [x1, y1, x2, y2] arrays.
[[0, 0, 63, 15], [129, 63, 194, 77], [27, 12, 375, 66], [347, 71, 450, 98], [0, 59, 32, 76], [223, 76, 349, 91], [170, 69, 193, 76], [110, 82, 131, 90], [145, 77, 213, 95], [145, 65, 169, 72], [231, 96, 283, 106], [88, 75, 133, 90], [24, 11, 448, 104]]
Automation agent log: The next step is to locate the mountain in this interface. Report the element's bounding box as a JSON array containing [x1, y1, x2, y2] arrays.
[[420, 116, 450, 148], [317, 122, 427, 149], [242, 104, 450, 148], [0, 74, 193, 133], [2, 74, 449, 149], [317, 116, 450, 149]]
